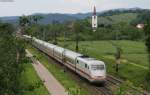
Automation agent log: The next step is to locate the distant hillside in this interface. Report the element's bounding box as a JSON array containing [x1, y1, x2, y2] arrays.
[[0, 16, 19, 25], [97, 13, 138, 25], [0, 13, 93, 25], [0, 14, 79, 25], [99, 7, 143, 16], [36, 13, 78, 24], [0, 7, 149, 25]]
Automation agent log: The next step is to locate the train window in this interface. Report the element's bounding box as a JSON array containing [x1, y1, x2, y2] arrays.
[[91, 65, 104, 70], [85, 64, 87, 68], [77, 60, 79, 64], [87, 66, 89, 69]]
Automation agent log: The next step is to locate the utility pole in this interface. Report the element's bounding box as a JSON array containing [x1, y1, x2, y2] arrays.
[[115, 31, 122, 73], [42, 27, 46, 41], [109, 41, 122, 73], [74, 21, 80, 52], [52, 20, 58, 45], [115, 47, 121, 73], [75, 28, 79, 52], [63, 30, 67, 72], [70, 22, 79, 52]]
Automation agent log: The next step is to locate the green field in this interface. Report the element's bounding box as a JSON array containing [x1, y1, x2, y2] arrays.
[[98, 13, 138, 25], [58, 40, 150, 91], [21, 62, 50, 95], [59, 40, 148, 67], [27, 45, 91, 95]]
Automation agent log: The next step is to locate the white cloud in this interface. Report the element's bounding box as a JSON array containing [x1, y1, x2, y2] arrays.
[[0, 0, 150, 17]]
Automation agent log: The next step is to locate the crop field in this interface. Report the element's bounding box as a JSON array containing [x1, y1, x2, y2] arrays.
[[58, 40, 150, 91]]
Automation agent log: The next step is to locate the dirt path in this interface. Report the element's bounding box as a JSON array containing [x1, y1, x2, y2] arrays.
[[26, 49, 67, 95]]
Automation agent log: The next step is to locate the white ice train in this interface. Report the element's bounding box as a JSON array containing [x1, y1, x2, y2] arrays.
[[23, 35, 106, 83]]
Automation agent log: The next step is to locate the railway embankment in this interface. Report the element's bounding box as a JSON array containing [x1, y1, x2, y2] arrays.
[[27, 45, 91, 95], [26, 49, 67, 95]]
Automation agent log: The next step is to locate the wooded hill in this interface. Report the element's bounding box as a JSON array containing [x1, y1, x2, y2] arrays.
[[0, 7, 148, 25], [19, 8, 150, 42]]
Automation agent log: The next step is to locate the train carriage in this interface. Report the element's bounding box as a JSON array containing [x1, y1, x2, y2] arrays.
[[23, 35, 106, 83], [64, 49, 82, 71], [45, 44, 56, 57], [53, 46, 64, 62]]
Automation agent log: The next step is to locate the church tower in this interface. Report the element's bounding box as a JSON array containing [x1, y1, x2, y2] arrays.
[[92, 6, 98, 32]]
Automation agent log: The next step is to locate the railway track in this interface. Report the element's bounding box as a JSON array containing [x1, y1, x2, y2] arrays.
[[31, 46, 150, 95], [95, 87, 112, 95], [92, 76, 122, 95]]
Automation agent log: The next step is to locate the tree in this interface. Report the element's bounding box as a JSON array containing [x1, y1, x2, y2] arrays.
[[50, 20, 65, 45], [32, 15, 43, 24], [19, 15, 43, 36], [51, 20, 59, 45], [19, 15, 31, 34], [144, 21, 150, 77], [73, 21, 84, 52], [109, 41, 123, 73], [0, 23, 26, 95]]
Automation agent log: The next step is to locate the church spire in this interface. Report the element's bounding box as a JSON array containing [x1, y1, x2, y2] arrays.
[[93, 6, 96, 15]]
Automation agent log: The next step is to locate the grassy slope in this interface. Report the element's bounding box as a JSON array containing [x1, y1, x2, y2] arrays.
[[27, 45, 90, 95], [21, 63, 50, 95], [59, 40, 148, 67], [98, 13, 138, 24], [58, 40, 150, 91]]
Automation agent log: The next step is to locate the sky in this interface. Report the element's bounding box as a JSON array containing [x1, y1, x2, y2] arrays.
[[0, 0, 150, 17]]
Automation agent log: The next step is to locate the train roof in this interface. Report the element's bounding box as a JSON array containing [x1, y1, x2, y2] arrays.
[[34, 38, 44, 43], [65, 49, 82, 60], [46, 43, 56, 49], [77, 56, 105, 65], [33, 37, 82, 59], [54, 46, 65, 53], [23, 35, 32, 39], [34, 38, 57, 49], [34, 38, 46, 44]]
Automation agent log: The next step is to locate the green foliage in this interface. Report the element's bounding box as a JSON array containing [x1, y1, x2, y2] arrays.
[[115, 83, 129, 95], [0, 23, 26, 95], [19, 15, 43, 35], [0, 22, 48, 95], [25, 12, 144, 41], [98, 13, 138, 25], [131, 10, 150, 25], [100, 9, 142, 17], [26, 22, 67, 42], [21, 62, 49, 95], [144, 23, 150, 53], [19, 15, 43, 27], [32, 15, 43, 24], [19, 15, 31, 27], [144, 20, 150, 79]]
